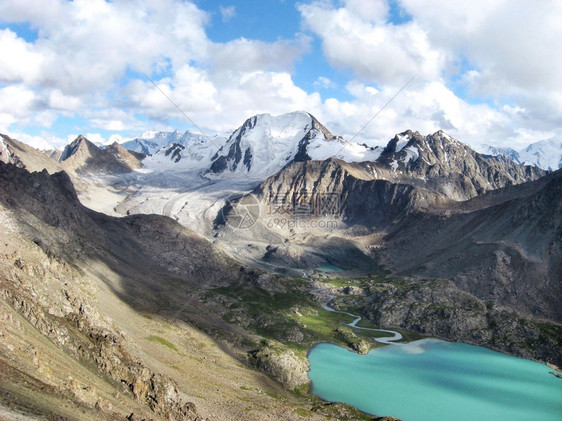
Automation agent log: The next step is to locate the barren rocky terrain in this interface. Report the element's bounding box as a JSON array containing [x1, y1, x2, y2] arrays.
[[0, 161, 389, 420], [1, 125, 560, 420]]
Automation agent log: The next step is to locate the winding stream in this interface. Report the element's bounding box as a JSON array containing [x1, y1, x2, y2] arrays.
[[321, 296, 403, 345]]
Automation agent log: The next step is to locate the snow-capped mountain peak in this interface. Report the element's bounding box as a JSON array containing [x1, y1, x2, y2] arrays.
[[519, 137, 562, 170], [207, 111, 380, 179], [121, 130, 185, 155], [478, 144, 520, 162], [477, 137, 562, 170]]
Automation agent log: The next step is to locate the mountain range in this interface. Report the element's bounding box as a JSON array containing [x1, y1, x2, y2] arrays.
[[115, 116, 562, 172], [17, 111, 558, 178], [479, 137, 562, 170], [1, 111, 561, 420]]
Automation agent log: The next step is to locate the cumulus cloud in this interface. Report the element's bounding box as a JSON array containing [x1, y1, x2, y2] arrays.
[[0, 0, 560, 151], [209, 36, 310, 73], [0, 0, 211, 94], [0, 29, 44, 84], [296, 0, 562, 149], [0, 0, 316, 141], [298, 1, 446, 84]]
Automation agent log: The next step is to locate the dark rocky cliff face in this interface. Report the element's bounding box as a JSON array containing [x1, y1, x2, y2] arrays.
[[362, 279, 561, 365], [252, 158, 452, 230], [381, 169, 562, 323]]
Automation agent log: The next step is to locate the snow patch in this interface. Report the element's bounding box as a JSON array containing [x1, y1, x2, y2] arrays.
[[403, 146, 419, 163], [395, 133, 410, 152], [0, 137, 8, 162], [144, 135, 227, 171]]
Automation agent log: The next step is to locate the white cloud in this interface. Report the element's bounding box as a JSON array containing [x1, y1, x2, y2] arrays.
[[400, 0, 562, 90], [83, 108, 147, 133], [346, 81, 379, 99], [219, 5, 236, 22], [209, 36, 310, 73], [0, 29, 44, 84], [127, 66, 219, 123], [84, 132, 109, 145], [6, 132, 56, 151], [298, 1, 446, 84], [345, 0, 389, 22], [0, 0, 560, 153], [314, 76, 337, 90], [128, 68, 322, 132], [47, 90, 82, 111], [296, 0, 562, 149], [0, 0, 210, 95], [315, 79, 541, 151], [0, 85, 38, 130], [399, 0, 562, 133]]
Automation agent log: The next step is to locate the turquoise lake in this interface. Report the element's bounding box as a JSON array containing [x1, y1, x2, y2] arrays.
[[308, 339, 562, 421]]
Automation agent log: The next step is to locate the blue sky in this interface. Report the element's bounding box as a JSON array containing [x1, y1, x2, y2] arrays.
[[0, 0, 561, 150]]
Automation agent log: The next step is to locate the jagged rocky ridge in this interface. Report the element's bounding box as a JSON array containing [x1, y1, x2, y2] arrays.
[[43, 111, 552, 183], [242, 132, 545, 232], [112, 112, 561, 173], [1, 134, 66, 174], [374, 130, 545, 200]]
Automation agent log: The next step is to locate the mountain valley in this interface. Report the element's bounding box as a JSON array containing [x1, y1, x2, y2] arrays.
[[1, 111, 561, 420]]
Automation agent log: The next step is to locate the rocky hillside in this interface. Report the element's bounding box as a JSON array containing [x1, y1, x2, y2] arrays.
[[1, 134, 66, 174], [361, 278, 561, 365], [59, 135, 141, 174], [0, 163, 202, 420], [251, 158, 451, 230], [0, 161, 375, 420], [215, 149, 560, 365], [380, 169, 562, 323], [104, 141, 144, 170], [370, 130, 545, 200]]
